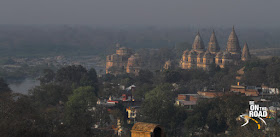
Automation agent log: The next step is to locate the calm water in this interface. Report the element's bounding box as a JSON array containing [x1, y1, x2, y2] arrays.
[[9, 78, 40, 95]]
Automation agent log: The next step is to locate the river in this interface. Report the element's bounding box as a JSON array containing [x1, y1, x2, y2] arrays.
[[9, 78, 40, 95]]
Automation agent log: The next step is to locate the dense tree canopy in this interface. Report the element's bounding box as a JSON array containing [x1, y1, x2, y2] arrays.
[[242, 57, 280, 88], [185, 94, 248, 135]]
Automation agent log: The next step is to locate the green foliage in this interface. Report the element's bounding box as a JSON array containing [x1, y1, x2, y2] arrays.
[[136, 70, 153, 84], [139, 84, 187, 136], [38, 65, 99, 94], [242, 57, 280, 88], [101, 73, 116, 82], [161, 70, 181, 83], [134, 83, 154, 100], [55, 65, 88, 85], [185, 94, 248, 135], [0, 65, 107, 136], [64, 86, 97, 136], [88, 68, 98, 84], [29, 84, 67, 107], [39, 69, 55, 84], [140, 84, 175, 125], [0, 94, 50, 137]]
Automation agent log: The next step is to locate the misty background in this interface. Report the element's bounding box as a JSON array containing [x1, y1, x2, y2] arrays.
[[0, 0, 279, 28], [0, 0, 279, 95]]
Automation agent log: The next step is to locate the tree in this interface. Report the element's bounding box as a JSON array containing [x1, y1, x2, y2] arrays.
[[88, 68, 98, 84], [101, 73, 116, 82], [39, 69, 55, 84], [184, 94, 248, 135], [0, 94, 50, 137], [242, 67, 266, 86], [139, 84, 188, 136], [134, 83, 154, 100], [29, 84, 67, 107], [0, 78, 11, 93], [64, 86, 97, 136], [139, 84, 175, 130], [55, 65, 88, 86], [136, 69, 153, 84], [161, 70, 181, 83]]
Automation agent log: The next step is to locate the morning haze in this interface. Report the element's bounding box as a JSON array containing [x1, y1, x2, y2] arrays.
[[0, 0, 279, 28], [2, 1, 280, 137]]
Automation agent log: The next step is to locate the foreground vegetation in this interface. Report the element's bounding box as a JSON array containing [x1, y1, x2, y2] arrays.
[[1, 57, 280, 136]]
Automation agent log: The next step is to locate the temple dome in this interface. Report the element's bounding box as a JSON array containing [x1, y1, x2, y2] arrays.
[[192, 32, 205, 52]]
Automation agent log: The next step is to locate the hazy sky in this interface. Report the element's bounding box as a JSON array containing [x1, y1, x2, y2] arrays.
[[0, 0, 279, 27]]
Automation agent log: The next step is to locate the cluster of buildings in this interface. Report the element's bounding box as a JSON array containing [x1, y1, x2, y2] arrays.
[[103, 27, 280, 136], [97, 85, 141, 124], [106, 43, 142, 75], [106, 27, 251, 75], [175, 83, 280, 119], [98, 82, 280, 136], [95, 84, 169, 136], [180, 27, 251, 70]]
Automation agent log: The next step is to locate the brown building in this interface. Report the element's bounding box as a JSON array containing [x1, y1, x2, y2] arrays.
[[131, 122, 165, 137], [236, 67, 245, 80], [163, 59, 174, 70], [230, 84, 259, 96], [106, 44, 142, 75], [176, 94, 198, 110], [180, 27, 251, 70], [197, 90, 225, 98], [126, 53, 142, 75]]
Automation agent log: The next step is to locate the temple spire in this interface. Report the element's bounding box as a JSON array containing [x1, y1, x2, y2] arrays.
[[208, 30, 220, 54], [241, 42, 251, 61], [192, 31, 205, 53], [226, 26, 241, 54]]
